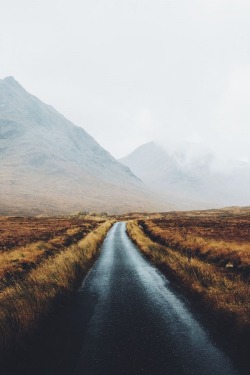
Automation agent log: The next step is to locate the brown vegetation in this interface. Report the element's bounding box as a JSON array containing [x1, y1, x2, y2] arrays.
[[0, 216, 104, 250], [0, 217, 114, 356], [126, 209, 250, 339], [140, 208, 250, 276], [0, 217, 104, 288]]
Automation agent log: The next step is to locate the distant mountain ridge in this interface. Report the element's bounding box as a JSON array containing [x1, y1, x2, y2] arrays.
[[0, 77, 174, 215], [120, 141, 250, 207]]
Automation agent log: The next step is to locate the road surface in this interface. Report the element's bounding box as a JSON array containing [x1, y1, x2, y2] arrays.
[[3, 221, 240, 375], [73, 221, 238, 375]]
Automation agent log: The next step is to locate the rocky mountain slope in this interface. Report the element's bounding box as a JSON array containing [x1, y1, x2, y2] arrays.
[[0, 77, 173, 215]]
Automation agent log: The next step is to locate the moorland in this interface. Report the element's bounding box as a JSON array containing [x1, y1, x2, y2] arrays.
[[0, 207, 249, 370], [127, 207, 250, 343], [0, 214, 113, 356]]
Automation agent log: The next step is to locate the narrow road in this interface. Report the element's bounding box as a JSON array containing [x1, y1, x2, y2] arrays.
[[3, 221, 240, 375], [73, 222, 239, 375]]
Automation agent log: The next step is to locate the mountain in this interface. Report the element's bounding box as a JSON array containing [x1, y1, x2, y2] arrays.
[[120, 142, 250, 207], [0, 77, 173, 215]]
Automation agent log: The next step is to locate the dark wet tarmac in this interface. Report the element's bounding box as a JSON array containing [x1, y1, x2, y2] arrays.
[[3, 222, 241, 375]]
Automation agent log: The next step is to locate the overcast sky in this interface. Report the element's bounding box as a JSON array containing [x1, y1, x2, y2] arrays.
[[1, 0, 250, 161]]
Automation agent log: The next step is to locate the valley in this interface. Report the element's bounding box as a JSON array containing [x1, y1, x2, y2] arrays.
[[0, 209, 249, 374], [0, 76, 249, 375], [1, 1, 249, 373]]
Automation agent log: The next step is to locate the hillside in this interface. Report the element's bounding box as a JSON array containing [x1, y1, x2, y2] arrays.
[[120, 142, 250, 208], [0, 77, 173, 215]]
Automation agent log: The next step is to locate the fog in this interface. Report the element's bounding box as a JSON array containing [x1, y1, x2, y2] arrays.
[[1, 0, 249, 162]]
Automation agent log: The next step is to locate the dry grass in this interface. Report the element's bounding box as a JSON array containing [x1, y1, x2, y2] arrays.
[[0, 216, 104, 250], [0, 219, 114, 356], [127, 218, 250, 339], [0, 217, 103, 288], [139, 208, 250, 276]]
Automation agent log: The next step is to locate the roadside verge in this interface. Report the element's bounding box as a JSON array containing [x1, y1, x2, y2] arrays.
[[126, 220, 250, 371], [0, 220, 114, 358]]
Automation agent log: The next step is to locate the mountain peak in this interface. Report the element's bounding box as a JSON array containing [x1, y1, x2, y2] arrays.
[[1, 76, 25, 93], [4, 76, 16, 81], [3, 76, 19, 85], [121, 141, 250, 207], [138, 141, 158, 149], [0, 78, 169, 214]]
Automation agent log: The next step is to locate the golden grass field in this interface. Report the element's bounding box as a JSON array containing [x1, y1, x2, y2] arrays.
[[126, 207, 250, 339], [0, 216, 114, 356], [1, 208, 249, 361], [0, 216, 104, 287]]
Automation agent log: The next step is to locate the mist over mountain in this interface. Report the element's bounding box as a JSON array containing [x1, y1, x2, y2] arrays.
[[121, 141, 250, 207], [0, 77, 175, 215]]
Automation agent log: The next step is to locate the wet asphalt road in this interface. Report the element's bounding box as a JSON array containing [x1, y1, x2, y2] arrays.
[[73, 222, 238, 375], [3, 221, 241, 375]]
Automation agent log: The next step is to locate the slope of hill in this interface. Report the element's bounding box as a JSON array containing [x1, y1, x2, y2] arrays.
[[120, 142, 250, 207], [0, 77, 173, 215]]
